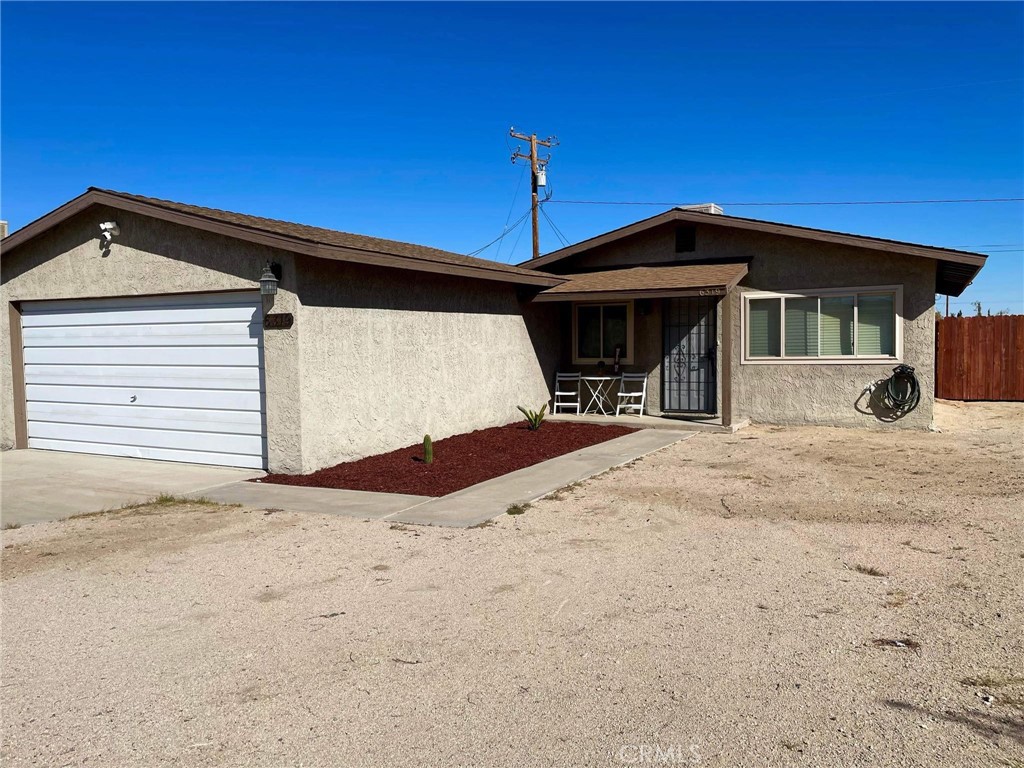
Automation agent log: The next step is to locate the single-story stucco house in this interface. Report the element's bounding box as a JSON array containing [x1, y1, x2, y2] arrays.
[[1, 188, 986, 473]]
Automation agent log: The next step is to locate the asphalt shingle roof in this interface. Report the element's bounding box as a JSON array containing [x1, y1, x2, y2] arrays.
[[538, 263, 747, 296], [92, 188, 556, 282]]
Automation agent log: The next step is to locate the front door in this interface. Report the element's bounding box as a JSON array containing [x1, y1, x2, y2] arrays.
[[662, 296, 717, 414]]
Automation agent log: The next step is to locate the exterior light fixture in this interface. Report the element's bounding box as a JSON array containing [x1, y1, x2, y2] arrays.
[[99, 221, 120, 249], [259, 263, 279, 296]]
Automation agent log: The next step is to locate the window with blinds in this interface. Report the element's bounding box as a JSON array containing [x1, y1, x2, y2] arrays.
[[748, 298, 781, 357], [745, 289, 898, 361], [784, 297, 819, 357], [820, 296, 855, 356], [857, 294, 895, 356]]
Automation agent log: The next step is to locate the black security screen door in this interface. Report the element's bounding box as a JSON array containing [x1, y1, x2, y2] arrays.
[[662, 297, 717, 414]]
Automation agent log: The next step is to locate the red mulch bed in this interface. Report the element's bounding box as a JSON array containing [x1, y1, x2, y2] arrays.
[[257, 422, 638, 497]]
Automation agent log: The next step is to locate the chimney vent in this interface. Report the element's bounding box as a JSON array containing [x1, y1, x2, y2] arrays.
[[676, 203, 723, 215]]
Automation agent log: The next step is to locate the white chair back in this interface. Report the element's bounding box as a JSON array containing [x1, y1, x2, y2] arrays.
[[616, 372, 648, 417], [553, 372, 582, 415]]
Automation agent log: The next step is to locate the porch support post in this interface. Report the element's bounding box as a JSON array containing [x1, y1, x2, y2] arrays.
[[720, 289, 734, 427]]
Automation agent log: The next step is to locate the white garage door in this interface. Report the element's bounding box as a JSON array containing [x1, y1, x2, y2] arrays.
[[21, 292, 267, 469]]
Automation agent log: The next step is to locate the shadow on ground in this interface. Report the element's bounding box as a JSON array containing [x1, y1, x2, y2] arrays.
[[883, 698, 1024, 747]]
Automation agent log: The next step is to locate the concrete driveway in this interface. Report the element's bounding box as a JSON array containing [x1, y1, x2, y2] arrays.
[[0, 449, 263, 526]]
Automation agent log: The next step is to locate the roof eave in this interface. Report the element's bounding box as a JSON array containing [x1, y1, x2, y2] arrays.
[[519, 208, 988, 286], [2, 189, 563, 288], [533, 263, 746, 303], [533, 286, 733, 302]]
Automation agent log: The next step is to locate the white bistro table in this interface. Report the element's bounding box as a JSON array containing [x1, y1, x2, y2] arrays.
[[581, 376, 619, 415]]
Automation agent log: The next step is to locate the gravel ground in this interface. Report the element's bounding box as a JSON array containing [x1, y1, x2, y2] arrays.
[[2, 401, 1022, 767]]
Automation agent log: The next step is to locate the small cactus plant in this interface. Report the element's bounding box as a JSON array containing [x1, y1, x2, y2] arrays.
[[423, 434, 433, 464], [517, 404, 547, 431]]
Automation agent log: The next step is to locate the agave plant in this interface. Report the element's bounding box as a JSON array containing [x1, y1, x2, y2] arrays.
[[517, 404, 547, 431]]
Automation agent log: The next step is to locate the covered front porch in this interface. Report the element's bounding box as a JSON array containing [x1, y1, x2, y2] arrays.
[[531, 262, 748, 428]]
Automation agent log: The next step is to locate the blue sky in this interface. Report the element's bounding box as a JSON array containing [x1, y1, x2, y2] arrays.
[[2, 2, 1022, 312]]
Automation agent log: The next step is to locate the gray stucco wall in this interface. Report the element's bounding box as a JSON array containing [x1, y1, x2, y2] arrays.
[[294, 258, 557, 472], [729, 234, 935, 430], [1, 205, 560, 473], [545, 220, 937, 429]]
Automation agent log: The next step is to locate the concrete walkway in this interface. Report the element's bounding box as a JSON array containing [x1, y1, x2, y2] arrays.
[[193, 429, 693, 529], [549, 412, 749, 434], [0, 449, 264, 526], [3, 429, 693, 529], [202, 482, 430, 520], [386, 428, 694, 528]]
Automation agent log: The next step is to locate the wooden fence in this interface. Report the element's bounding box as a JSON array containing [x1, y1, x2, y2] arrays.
[[936, 315, 1024, 401]]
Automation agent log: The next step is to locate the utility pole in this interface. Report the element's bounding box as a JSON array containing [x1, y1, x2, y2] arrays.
[[510, 127, 558, 260]]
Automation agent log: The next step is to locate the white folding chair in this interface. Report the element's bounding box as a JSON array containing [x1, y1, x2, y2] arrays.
[[553, 372, 582, 415], [615, 373, 648, 417]]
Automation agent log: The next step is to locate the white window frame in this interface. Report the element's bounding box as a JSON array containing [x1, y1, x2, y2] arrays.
[[572, 301, 635, 365], [741, 285, 903, 365]]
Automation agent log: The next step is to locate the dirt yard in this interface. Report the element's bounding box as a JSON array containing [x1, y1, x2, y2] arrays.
[[2, 401, 1022, 767]]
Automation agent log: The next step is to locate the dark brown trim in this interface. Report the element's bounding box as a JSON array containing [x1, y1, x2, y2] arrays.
[[8, 302, 28, 449], [534, 287, 731, 303], [19, 287, 261, 305], [521, 208, 987, 274], [0, 192, 97, 252], [2, 189, 563, 288], [720, 289, 733, 428]]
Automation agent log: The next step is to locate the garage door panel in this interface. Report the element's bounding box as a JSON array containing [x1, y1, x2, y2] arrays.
[[22, 321, 261, 347], [24, 345, 260, 367], [26, 384, 263, 411], [25, 364, 263, 390], [21, 304, 259, 328], [27, 402, 264, 436], [27, 438, 266, 470], [28, 421, 265, 456], [21, 292, 266, 469]]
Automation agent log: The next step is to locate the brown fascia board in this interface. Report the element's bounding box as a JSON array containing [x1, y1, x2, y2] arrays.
[[535, 288, 725, 302], [1, 190, 563, 288], [521, 208, 989, 270]]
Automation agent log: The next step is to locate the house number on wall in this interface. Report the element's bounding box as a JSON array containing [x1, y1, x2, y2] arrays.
[[264, 313, 294, 330]]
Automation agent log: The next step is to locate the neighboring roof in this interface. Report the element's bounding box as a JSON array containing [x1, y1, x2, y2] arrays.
[[533, 262, 748, 302], [1, 188, 562, 288], [521, 207, 987, 296]]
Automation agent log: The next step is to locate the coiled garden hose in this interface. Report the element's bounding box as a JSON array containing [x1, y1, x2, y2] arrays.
[[881, 364, 921, 413]]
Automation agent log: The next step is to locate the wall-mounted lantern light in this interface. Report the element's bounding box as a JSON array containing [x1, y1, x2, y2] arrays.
[[259, 262, 279, 296]]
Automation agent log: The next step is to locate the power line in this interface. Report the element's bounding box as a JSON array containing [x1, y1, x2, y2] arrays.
[[508, 207, 530, 262], [539, 206, 566, 246], [496, 163, 528, 263], [468, 208, 531, 257], [539, 204, 570, 247], [947, 299, 1024, 305], [548, 197, 1024, 208], [951, 243, 1024, 248], [540, 201, 570, 244]]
